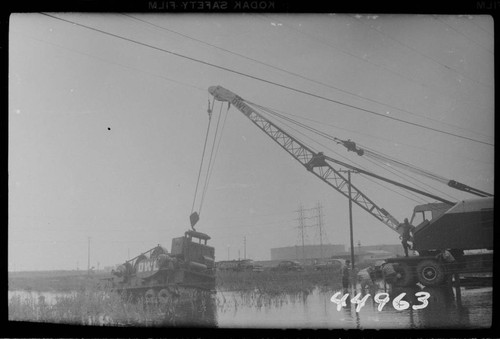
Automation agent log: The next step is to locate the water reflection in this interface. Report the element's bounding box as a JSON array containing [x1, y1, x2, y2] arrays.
[[9, 284, 491, 328], [216, 285, 491, 329], [168, 289, 217, 327]]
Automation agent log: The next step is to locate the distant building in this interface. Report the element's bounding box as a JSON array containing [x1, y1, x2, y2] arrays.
[[270, 243, 408, 265], [271, 244, 345, 261]]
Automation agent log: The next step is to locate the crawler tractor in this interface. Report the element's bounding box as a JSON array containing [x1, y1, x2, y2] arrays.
[[108, 230, 215, 303]]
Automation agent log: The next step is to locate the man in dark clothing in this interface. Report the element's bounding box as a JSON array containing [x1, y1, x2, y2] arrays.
[[342, 260, 351, 293], [399, 218, 413, 257]]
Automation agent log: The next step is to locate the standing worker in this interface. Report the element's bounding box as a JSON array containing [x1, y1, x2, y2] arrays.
[[398, 218, 414, 257], [342, 260, 351, 294]]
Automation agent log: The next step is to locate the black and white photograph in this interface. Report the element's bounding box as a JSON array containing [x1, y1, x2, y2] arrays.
[[8, 11, 494, 330]]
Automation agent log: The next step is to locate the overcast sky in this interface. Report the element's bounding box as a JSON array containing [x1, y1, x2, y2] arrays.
[[9, 13, 494, 271]]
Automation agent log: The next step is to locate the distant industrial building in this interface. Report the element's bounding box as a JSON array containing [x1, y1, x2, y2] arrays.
[[270, 243, 407, 264], [271, 244, 345, 261]]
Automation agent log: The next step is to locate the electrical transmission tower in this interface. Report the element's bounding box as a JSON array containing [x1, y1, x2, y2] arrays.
[[315, 202, 325, 259], [296, 204, 306, 260]]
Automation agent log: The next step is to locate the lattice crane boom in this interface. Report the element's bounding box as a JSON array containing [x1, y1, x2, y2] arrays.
[[208, 85, 402, 233]]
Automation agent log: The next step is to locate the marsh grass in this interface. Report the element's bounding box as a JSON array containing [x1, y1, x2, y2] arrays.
[[9, 268, 341, 326], [8, 286, 216, 327]]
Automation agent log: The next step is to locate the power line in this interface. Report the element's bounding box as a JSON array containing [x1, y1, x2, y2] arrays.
[[39, 13, 493, 147], [12, 31, 206, 93], [258, 14, 494, 115], [432, 16, 494, 55], [122, 14, 491, 141], [468, 17, 494, 36], [352, 15, 493, 90]]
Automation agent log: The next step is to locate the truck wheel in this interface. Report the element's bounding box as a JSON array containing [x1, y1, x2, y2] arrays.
[[416, 260, 445, 286], [392, 263, 416, 287]]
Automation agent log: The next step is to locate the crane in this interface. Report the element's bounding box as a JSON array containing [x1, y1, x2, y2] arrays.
[[208, 85, 456, 235], [207, 86, 493, 287]]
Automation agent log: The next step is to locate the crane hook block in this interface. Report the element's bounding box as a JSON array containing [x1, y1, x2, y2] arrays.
[[190, 212, 200, 228], [342, 139, 364, 156]]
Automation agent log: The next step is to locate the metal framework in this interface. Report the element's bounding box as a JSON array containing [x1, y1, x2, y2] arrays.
[[209, 86, 400, 233]]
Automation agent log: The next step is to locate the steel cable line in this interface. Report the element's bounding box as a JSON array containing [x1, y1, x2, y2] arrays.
[[295, 128, 459, 204], [351, 15, 494, 90], [248, 102, 432, 206], [254, 103, 455, 205], [432, 16, 494, 55], [241, 101, 494, 166], [359, 154, 459, 203], [121, 13, 492, 142], [258, 14, 495, 115], [191, 101, 214, 214], [249, 99, 464, 201], [12, 31, 207, 93], [251, 99, 434, 186], [357, 144, 450, 183], [199, 103, 224, 214], [199, 102, 229, 214], [40, 13, 493, 147], [246, 99, 488, 200], [355, 142, 493, 197], [468, 18, 494, 36]]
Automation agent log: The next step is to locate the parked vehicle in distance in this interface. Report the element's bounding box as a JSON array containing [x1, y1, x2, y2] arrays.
[[238, 259, 263, 272], [274, 260, 304, 272], [313, 259, 345, 271], [217, 259, 263, 272]]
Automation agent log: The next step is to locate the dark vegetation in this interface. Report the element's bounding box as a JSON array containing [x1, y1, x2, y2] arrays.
[[8, 268, 342, 325]]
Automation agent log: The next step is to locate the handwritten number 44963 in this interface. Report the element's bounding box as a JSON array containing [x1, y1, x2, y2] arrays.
[[330, 291, 430, 312]]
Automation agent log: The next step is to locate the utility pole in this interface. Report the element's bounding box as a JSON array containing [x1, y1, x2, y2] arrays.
[[87, 237, 91, 277], [316, 202, 324, 259], [339, 169, 358, 288], [227, 246, 230, 260], [347, 170, 355, 273], [244, 236, 246, 260]]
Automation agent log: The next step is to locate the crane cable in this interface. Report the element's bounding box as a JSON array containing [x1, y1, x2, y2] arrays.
[[190, 100, 230, 228], [245, 99, 460, 202], [199, 102, 229, 215], [190, 98, 215, 226], [334, 138, 493, 197], [251, 98, 467, 195]]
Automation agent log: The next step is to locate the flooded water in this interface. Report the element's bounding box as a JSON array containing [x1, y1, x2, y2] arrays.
[[216, 285, 492, 329], [9, 285, 492, 328]]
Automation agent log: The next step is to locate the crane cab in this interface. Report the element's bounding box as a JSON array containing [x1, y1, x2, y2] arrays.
[[411, 197, 493, 251]]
